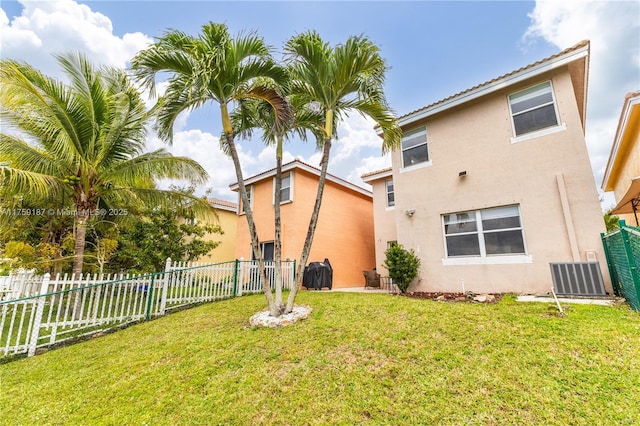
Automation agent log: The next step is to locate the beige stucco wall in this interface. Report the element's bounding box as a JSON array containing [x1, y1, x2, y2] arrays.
[[235, 168, 375, 288], [368, 175, 398, 276], [384, 68, 610, 294]]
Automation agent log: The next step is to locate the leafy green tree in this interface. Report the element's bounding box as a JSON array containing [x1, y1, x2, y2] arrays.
[[603, 209, 620, 233], [282, 31, 401, 311], [384, 244, 420, 294], [132, 22, 291, 316], [109, 208, 222, 274], [3, 241, 36, 271], [36, 242, 69, 275], [0, 53, 211, 276]]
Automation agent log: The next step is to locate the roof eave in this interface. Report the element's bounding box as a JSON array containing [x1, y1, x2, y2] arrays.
[[398, 43, 590, 128], [361, 168, 393, 183], [602, 92, 640, 190], [229, 160, 372, 198]]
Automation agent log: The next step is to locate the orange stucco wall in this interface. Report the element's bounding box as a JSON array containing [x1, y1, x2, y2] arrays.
[[234, 168, 375, 288]]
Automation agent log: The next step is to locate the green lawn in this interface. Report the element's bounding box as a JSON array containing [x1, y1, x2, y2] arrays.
[[2, 292, 639, 425]]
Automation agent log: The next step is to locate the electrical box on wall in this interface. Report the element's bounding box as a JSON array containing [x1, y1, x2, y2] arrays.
[[585, 251, 597, 262]]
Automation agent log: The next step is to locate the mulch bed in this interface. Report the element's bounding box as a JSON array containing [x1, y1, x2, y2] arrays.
[[398, 292, 504, 303]]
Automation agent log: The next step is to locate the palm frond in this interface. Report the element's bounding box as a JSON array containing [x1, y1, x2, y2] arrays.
[[130, 29, 198, 97], [0, 166, 64, 199], [101, 149, 209, 187]]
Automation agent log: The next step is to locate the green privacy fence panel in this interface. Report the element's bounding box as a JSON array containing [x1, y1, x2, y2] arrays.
[[601, 220, 640, 311], [0, 259, 295, 359]]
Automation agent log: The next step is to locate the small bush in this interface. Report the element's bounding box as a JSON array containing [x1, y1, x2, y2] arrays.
[[384, 244, 420, 293]]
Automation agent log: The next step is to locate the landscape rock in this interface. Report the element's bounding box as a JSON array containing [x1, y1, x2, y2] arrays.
[[249, 305, 312, 328]]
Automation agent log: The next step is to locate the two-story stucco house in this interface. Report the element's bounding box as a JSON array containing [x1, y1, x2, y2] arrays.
[[602, 90, 640, 226], [363, 40, 611, 295], [231, 160, 375, 288]]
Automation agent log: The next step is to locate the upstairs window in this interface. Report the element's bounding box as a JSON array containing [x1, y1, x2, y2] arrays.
[[280, 173, 291, 202], [509, 81, 560, 137], [386, 178, 395, 207], [401, 127, 429, 168], [273, 173, 292, 204]]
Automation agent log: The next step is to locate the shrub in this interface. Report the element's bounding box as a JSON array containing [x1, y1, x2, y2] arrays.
[[384, 244, 420, 293]]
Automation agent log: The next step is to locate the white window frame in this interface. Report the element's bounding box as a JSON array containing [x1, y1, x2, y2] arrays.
[[273, 172, 293, 204], [253, 241, 275, 261], [385, 177, 395, 209], [441, 205, 532, 265], [400, 127, 431, 170], [239, 186, 253, 215], [508, 81, 566, 143]]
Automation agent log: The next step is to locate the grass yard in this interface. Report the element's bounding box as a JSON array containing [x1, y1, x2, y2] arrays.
[[2, 292, 639, 425]]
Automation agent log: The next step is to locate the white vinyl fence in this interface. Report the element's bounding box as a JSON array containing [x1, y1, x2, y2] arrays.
[[0, 259, 295, 359]]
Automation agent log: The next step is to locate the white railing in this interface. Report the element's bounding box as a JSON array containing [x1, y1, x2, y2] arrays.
[[0, 259, 295, 359], [0, 271, 41, 300]]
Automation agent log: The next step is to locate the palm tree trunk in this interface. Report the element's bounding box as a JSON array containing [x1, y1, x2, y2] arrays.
[[285, 137, 332, 313], [223, 129, 278, 316], [273, 136, 284, 309], [72, 213, 88, 277], [72, 209, 89, 317]]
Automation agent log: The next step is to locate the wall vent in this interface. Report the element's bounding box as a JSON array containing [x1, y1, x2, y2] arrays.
[[550, 262, 606, 296]]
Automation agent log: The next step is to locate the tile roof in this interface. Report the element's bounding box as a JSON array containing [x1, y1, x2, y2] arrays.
[[207, 198, 237, 211], [229, 159, 372, 198], [360, 167, 392, 180], [397, 40, 590, 123]]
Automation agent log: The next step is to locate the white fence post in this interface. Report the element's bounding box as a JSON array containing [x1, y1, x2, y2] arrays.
[[236, 258, 244, 297], [159, 257, 171, 315], [27, 273, 50, 357]]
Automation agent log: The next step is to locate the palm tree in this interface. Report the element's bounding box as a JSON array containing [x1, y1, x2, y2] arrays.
[[0, 53, 210, 276], [283, 31, 401, 312], [232, 93, 324, 310], [603, 209, 620, 233], [131, 22, 291, 316]]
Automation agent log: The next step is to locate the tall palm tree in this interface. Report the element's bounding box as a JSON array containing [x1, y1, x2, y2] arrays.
[[131, 22, 291, 316], [232, 93, 324, 310], [0, 53, 210, 276], [283, 31, 401, 312]]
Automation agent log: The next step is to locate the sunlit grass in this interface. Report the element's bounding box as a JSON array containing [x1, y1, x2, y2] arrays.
[[2, 292, 639, 425]]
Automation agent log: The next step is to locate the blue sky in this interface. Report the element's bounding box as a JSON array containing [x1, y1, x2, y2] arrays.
[[1, 1, 639, 207]]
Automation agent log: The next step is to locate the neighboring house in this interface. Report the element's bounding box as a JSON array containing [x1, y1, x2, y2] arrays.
[[230, 160, 375, 288], [195, 198, 238, 263], [602, 90, 640, 227], [363, 40, 611, 295]]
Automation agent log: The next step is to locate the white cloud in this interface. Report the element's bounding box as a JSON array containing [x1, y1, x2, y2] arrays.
[[151, 129, 238, 201], [0, 0, 151, 77], [0, 1, 392, 200], [321, 114, 388, 188], [524, 0, 640, 200], [331, 114, 382, 163]]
